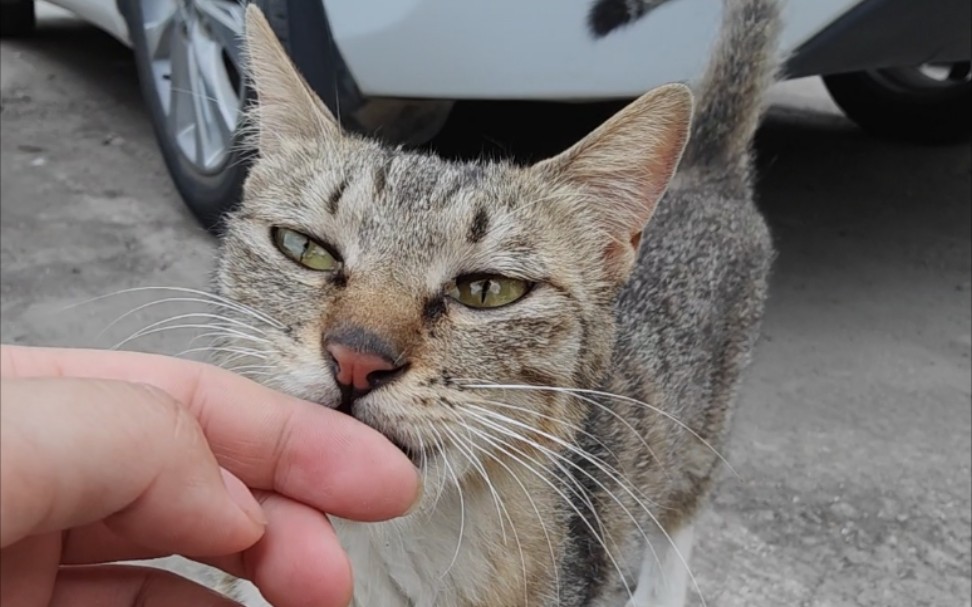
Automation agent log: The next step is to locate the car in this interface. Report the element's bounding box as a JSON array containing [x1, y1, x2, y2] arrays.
[[2, 0, 968, 231]]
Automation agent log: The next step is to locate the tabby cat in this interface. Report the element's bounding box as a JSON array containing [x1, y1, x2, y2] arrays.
[[211, 1, 780, 604]]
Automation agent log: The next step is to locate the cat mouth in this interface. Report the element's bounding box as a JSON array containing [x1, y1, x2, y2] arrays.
[[315, 394, 432, 465]]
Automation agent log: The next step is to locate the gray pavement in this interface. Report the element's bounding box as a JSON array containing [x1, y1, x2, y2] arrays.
[[2, 7, 970, 607]]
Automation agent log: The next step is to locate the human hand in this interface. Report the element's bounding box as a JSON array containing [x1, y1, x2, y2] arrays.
[[0, 345, 420, 607]]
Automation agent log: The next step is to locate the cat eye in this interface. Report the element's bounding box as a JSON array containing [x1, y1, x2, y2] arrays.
[[447, 274, 530, 309], [271, 227, 342, 272]]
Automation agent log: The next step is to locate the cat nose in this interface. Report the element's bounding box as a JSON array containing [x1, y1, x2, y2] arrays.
[[323, 327, 407, 413], [326, 342, 402, 393]]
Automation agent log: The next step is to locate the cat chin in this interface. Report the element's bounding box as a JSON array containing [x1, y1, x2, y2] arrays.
[[386, 434, 426, 466]]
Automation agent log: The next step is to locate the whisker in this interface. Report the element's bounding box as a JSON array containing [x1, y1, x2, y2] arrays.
[[466, 401, 666, 514], [94, 296, 283, 344], [126, 311, 272, 339], [445, 421, 561, 603], [441, 424, 509, 545], [184, 330, 272, 350], [467, 397, 625, 467], [175, 345, 270, 360], [447, 425, 536, 606], [61, 286, 287, 329], [461, 381, 736, 478], [110, 322, 265, 351], [466, 410, 708, 607], [461, 421, 634, 603], [428, 426, 467, 581]]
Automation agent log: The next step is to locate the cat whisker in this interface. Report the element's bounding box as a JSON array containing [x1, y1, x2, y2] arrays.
[[110, 322, 266, 352], [444, 421, 561, 603], [94, 296, 283, 345], [132, 311, 273, 339], [466, 413, 661, 605], [175, 344, 270, 360], [460, 381, 737, 478], [462, 382, 674, 485], [223, 363, 277, 374], [178, 346, 269, 370], [466, 405, 665, 515], [466, 409, 709, 607], [427, 425, 467, 581], [465, 397, 624, 467], [226, 369, 277, 381], [170, 86, 222, 106], [448, 425, 538, 606], [111, 310, 273, 346], [416, 432, 432, 498], [467, 398, 667, 515], [426, 426, 452, 512], [184, 331, 272, 352], [441, 423, 510, 545], [460, 419, 634, 603], [62, 286, 287, 329]]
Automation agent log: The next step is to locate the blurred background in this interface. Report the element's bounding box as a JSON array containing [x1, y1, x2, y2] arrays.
[[1, 2, 969, 606]]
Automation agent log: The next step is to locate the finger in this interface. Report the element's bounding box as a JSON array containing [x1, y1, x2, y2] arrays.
[[62, 492, 354, 607], [49, 564, 241, 607], [217, 492, 353, 607], [0, 378, 265, 554], [1, 345, 419, 521], [0, 534, 59, 606]]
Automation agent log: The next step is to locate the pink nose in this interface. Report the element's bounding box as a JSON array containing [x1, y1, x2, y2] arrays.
[[326, 343, 398, 392]]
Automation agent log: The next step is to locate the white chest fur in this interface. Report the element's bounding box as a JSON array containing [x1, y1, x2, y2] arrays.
[[333, 488, 504, 607], [232, 487, 508, 607]]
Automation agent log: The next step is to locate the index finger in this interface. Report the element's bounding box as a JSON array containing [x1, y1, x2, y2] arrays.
[[0, 345, 419, 522]]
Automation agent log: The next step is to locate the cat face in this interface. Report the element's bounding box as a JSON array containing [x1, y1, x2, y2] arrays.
[[219, 138, 621, 469], [214, 7, 691, 482]]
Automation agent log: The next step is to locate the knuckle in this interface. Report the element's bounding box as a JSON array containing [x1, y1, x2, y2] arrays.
[[126, 382, 206, 450]]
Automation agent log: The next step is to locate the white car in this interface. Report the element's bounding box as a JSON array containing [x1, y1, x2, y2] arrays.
[[2, 0, 969, 230]]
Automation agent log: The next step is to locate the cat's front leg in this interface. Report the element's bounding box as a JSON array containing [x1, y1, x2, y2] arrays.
[[624, 522, 695, 607]]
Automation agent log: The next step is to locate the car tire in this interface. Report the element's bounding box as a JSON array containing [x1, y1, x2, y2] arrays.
[[0, 0, 36, 37], [126, 0, 260, 233], [823, 63, 971, 145]]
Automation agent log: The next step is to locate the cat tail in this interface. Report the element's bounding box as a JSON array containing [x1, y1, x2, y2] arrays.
[[679, 0, 783, 187]]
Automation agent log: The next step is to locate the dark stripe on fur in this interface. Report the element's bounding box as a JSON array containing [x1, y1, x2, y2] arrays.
[[326, 175, 349, 214], [467, 208, 490, 243], [373, 158, 390, 196], [559, 410, 612, 605]]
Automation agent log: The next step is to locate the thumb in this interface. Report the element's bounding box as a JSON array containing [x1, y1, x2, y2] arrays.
[[1, 378, 266, 556]]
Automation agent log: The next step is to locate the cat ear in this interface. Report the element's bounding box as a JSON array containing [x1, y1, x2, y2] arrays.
[[534, 84, 693, 279], [243, 5, 340, 152]]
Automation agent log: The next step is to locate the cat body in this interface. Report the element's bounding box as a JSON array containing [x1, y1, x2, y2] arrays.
[[213, 1, 780, 605]]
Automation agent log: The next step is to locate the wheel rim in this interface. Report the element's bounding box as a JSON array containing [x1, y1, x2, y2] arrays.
[[872, 62, 972, 94], [139, 0, 245, 174]]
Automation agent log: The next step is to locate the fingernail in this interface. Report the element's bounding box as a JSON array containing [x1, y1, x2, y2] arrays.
[[220, 468, 268, 527], [405, 469, 424, 516]]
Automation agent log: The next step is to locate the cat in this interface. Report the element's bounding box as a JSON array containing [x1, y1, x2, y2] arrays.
[[209, 0, 780, 605]]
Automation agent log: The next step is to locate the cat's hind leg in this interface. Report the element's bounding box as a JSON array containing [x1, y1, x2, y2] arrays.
[[625, 522, 695, 607]]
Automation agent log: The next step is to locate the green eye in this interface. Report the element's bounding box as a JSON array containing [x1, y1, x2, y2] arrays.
[[272, 227, 341, 272], [447, 274, 530, 309]]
